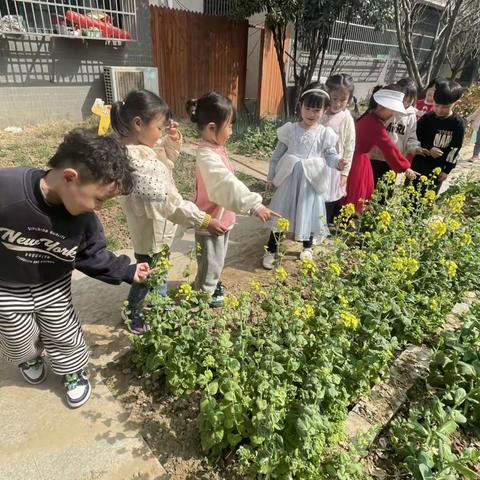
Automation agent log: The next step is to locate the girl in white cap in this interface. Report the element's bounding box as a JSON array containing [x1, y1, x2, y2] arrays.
[[343, 85, 417, 212]]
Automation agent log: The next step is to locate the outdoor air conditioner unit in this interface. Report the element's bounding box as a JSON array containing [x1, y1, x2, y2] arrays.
[[103, 66, 159, 104]]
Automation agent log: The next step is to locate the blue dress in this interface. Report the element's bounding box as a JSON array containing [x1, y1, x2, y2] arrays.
[[267, 122, 339, 241]]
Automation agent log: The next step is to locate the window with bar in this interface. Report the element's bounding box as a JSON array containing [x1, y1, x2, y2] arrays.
[[0, 0, 138, 41]]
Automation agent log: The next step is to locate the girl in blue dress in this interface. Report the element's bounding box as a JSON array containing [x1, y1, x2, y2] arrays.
[[263, 83, 342, 269]]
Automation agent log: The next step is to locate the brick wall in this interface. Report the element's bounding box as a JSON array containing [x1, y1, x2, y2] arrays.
[[0, 0, 153, 127]]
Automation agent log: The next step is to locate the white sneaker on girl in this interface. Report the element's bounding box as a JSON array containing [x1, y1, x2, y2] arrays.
[[262, 252, 276, 270], [300, 248, 313, 260]]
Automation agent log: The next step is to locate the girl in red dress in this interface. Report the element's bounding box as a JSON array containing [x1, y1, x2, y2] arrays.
[[343, 87, 417, 212]]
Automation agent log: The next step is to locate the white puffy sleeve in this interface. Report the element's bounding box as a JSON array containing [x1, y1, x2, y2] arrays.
[[322, 127, 340, 169]]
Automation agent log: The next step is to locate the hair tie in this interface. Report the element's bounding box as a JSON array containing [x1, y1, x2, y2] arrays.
[[301, 88, 330, 100], [122, 101, 125, 106]]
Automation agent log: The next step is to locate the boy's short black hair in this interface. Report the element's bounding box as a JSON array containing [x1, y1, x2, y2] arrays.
[[433, 80, 464, 105], [49, 129, 135, 195]]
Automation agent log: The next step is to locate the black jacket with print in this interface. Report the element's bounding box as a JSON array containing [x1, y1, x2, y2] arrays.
[[0, 167, 135, 285], [411, 112, 465, 175]]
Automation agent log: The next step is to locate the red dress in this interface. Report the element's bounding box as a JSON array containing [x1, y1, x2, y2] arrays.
[[343, 112, 411, 212]]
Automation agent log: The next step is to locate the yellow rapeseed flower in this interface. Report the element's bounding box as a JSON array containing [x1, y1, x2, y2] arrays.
[[429, 220, 447, 239], [445, 260, 457, 279], [328, 262, 342, 276], [446, 219, 461, 232], [338, 294, 349, 307], [377, 210, 392, 227], [275, 266, 288, 282], [447, 193, 465, 214], [432, 167, 442, 176], [423, 190, 436, 205], [340, 311, 359, 329], [420, 175, 428, 183], [341, 203, 356, 218], [250, 280, 261, 291], [407, 185, 416, 194], [276, 217, 290, 233], [225, 295, 240, 308], [300, 257, 317, 277], [304, 304, 315, 320], [462, 233, 472, 245], [178, 283, 193, 300], [384, 170, 396, 183]]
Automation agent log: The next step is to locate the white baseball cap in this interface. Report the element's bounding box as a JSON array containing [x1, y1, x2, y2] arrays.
[[373, 89, 407, 115]]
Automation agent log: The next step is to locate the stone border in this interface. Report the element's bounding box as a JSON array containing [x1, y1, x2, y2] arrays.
[[344, 291, 477, 446]]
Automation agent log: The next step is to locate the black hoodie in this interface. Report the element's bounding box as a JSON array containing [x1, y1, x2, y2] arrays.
[[0, 167, 135, 285]]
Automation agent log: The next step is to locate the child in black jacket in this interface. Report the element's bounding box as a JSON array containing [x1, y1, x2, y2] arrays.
[[0, 130, 150, 408], [410, 80, 465, 194]]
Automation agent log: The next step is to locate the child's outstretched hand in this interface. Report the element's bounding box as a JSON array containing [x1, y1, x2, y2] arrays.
[[430, 147, 443, 159], [405, 168, 419, 180], [207, 218, 228, 236], [254, 205, 281, 223], [134, 262, 151, 283], [413, 147, 429, 156]]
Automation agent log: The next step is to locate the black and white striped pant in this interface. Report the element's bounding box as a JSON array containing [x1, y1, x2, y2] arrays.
[[0, 275, 89, 375]]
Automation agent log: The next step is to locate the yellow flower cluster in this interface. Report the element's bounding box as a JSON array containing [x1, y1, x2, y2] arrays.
[[384, 170, 396, 183], [391, 256, 419, 276], [225, 295, 240, 308], [300, 257, 317, 277], [446, 219, 461, 232], [444, 260, 457, 279], [429, 220, 447, 239], [377, 211, 392, 230], [294, 303, 315, 320], [275, 266, 288, 282], [432, 167, 442, 176], [338, 294, 349, 307], [340, 311, 359, 329], [406, 237, 417, 247], [462, 233, 472, 245], [419, 175, 428, 183], [276, 217, 290, 233], [341, 203, 356, 219], [250, 280, 260, 291], [328, 262, 342, 276], [447, 193, 465, 214], [155, 256, 172, 271], [178, 283, 193, 300], [423, 190, 436, 205]]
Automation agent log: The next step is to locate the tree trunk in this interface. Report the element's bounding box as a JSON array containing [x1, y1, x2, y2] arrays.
[[271, 24, 290, 118], [330, 13, 351, 76], [430, 0, 465, 81]]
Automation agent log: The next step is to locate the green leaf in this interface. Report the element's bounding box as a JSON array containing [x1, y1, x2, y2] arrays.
[[207, 381, 219, 395], [452, 462, 479, 479], [437, 420, 457, 436], [451, 409, 467, 424], [417, 463, 435, 480], [454, 388, 467, 406]]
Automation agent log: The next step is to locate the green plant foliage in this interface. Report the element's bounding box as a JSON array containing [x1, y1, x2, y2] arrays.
[[132, 171, 480, 478]]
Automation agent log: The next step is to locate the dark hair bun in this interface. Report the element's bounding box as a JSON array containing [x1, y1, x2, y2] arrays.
[[185, 99, 199, 123]]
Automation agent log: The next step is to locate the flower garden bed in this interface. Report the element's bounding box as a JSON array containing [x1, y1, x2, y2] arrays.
[[127, 173, 480, 479]]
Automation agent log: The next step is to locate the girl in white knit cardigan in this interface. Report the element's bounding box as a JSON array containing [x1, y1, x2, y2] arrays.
[[111, 89, 227, 334]]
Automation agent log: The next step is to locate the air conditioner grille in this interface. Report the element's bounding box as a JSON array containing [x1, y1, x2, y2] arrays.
[[116, 72, 145, 101]]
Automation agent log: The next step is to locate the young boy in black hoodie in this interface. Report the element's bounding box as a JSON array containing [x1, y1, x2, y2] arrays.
[[410, 80, 465, 194], [0, 129, 150, 408]]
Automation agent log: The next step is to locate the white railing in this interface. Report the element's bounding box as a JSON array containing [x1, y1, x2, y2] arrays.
[[0, 0, 138, 41]]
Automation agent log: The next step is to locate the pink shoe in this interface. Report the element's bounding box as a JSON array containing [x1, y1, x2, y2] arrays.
[[469, 155, 479, 162]]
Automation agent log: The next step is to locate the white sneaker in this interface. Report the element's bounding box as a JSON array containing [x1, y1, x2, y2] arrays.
[[262, 252, 275, 270], [64, 370, 91, 408], [19, 357, 47, 385], [300, 248, 313, 260]]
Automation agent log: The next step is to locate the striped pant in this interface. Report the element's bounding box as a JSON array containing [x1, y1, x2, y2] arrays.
[[0, 275, 89, 375]]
